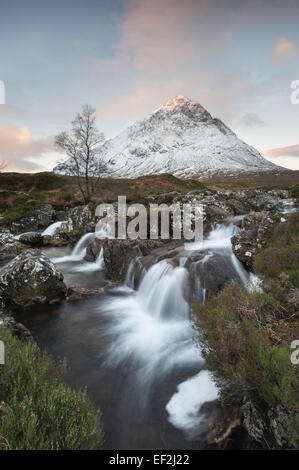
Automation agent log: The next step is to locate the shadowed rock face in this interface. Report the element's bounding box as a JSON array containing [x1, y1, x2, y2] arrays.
[[18, 232, 43, 247], [193, 252, 241, 297], [103, 238, 163, 281], [0, 250, 67, 308], [84, 237, 103, 262]]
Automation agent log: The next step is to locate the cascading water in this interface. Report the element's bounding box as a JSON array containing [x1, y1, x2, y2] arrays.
[[42, 220, 67, 236], [52, 232, 95, 263], [99, 259, 221, 437], [191, 222, 258, 297], [101, 261, 202, 381], [73, 247, 104, 272]]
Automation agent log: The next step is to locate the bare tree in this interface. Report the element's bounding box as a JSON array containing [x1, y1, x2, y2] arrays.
[[55, 105, 111, 203], [0, 160, 7, 172]]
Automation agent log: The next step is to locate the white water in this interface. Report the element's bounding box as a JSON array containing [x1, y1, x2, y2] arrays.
[[101, 260, 203, 395], [42, 221, 67, 236], [73, 247, 104, 272], [166, 370, 219, 439], [191, 222, 239, 251], [52, 232, 95, 263]]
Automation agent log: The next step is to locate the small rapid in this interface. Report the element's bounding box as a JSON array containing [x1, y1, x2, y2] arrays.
[[52, 232, 95, 263], [42, 220, 67, 236], [100, 261, 203, 395]]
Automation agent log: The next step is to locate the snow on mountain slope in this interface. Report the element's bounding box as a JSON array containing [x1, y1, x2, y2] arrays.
[[54, 95, 280, 178]]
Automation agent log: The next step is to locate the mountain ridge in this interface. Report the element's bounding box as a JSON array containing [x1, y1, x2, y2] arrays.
[[54, 94, 281, 179]]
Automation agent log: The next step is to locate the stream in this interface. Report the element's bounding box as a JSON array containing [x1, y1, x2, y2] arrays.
[[11, 218, 260, 450]]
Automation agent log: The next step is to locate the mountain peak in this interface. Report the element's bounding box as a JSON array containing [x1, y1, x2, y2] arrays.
[[163, 94, 193, 107], [54, 94, 279, 179], [152, 94, 208, 119]]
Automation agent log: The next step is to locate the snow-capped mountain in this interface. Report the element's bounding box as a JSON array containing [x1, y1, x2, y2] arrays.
[[54, 95, 279, 178]]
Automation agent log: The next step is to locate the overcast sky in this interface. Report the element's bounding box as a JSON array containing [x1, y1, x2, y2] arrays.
[[0, 0, 298, 172]]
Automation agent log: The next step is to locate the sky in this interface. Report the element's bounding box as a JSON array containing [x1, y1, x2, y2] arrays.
[[0, 0, 298, 172]]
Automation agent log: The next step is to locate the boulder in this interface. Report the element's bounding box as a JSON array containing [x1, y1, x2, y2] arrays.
[[103, 238, 163, 281], [0, 232, 27, 260], [18, 231, 43, 247], [64, 205, 93, 232], [0, 250, 67, 308], [35, 203, 55, 227], [193, 252, 241, 296], [84, 237, 103, 262]]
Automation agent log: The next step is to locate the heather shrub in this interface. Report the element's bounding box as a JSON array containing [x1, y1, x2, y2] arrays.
[[194, 283, 298, 447], [0, 325, 103, 450], [254, 212, 299, 288]]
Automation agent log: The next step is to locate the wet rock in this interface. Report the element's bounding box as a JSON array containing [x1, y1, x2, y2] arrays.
[[67, 286, 104, 301], [0, 250, 67, 308], [0, 233, 27, 260], [157, 246, 183, 262], [19, 231, 43, 247], [67, 283, 120, 301], [193, 252, 241, 296], [84, 237, 103, 262], [103, 238, 163, 281]]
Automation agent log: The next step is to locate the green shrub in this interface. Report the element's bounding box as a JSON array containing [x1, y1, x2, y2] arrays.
[[194, 283, 298, 447], [254, 213, 299, 288], [0, 326, 103, 450]]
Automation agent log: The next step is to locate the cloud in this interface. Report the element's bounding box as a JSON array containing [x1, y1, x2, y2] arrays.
[[0, 122, 54, 172], [100, 78, 216, 120], [237, 113, 268, 128], [263, 144, 299, 158], [272, 37, 296, 62], [93, 0, 229, 76]]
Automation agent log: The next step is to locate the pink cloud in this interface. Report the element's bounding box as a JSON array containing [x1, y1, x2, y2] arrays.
[[263, 144, 299, 158], [0, 122, 54, 172], [272, 37, 296, 62], [93, 0, 227, 75], [100, 79, 216, 120]]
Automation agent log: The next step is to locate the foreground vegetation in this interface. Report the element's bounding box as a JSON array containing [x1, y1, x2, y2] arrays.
[[195, 213, 299, 448], [0, 325, 103, 450]]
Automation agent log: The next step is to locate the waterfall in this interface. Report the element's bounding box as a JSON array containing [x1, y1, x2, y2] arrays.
[[100, 260, 203, 389], [73, 247, 104, 272], [42, 220, 67, 236], [52, 232, 95, 263], [124, 258, 145, 289], [137, 261, 189, 321], [192, 222, 239, 251]]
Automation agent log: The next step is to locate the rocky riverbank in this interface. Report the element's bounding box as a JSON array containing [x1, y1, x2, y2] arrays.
[[0, 186, 297, 450]]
